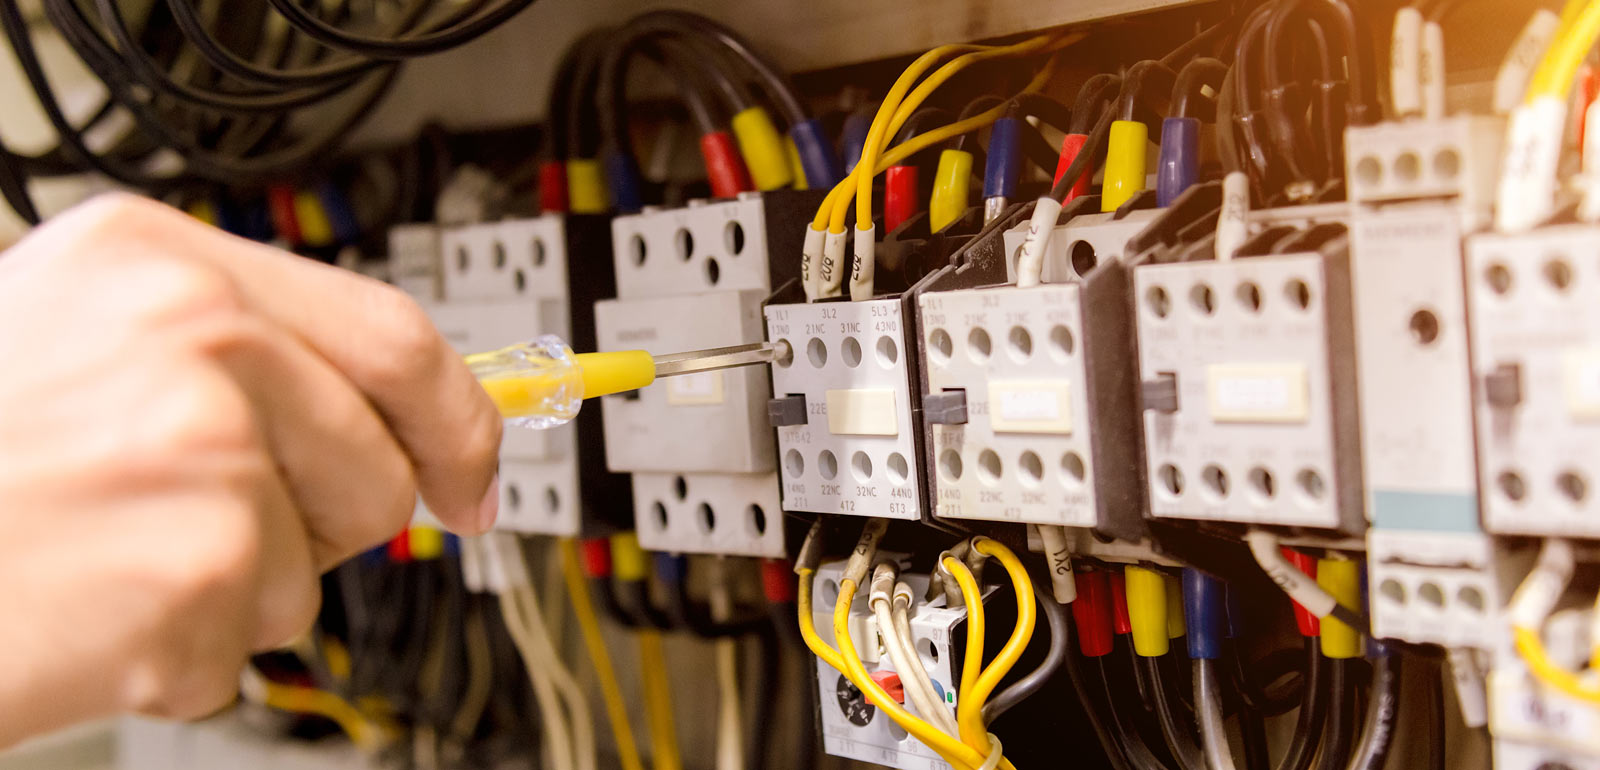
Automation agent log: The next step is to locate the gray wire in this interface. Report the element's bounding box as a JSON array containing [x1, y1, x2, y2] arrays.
[[1196, 658, 1240, 770], [981, 580, 1069, 723]]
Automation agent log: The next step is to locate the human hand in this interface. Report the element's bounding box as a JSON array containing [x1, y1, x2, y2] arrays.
[[0, 194, 502, 744]]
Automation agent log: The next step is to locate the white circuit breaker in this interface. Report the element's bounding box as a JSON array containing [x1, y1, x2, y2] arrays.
[[1466, 224, 1600, 539], [594, 194, 791, 556], [1348, 204, 1503, 648], [810, 559, 987, 770], [1132, 245, 1364, 533], [425, 216, 582, 536], [766, 298, 923, 520], [916, 256, 1142, 541]]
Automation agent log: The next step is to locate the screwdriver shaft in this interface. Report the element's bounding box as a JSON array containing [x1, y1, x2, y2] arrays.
[[651, 339, 792, 378]]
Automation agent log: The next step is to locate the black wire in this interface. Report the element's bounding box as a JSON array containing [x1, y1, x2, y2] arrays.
[[1311, 658, 1356, 770], [1425, 654, 1446, 770], [893, 107, 955, 145], [982, 581, 1070, 723], [662, 563, 770, 638], [1274, 640, 1327, 770], [45, 0, 404, 182], [1346, 651, 1402, 770], [618, 577, 676, 630], [650, 40, 722, 135], [749, 626, 780, 770], [1071, 74, 1121, 134], [1119, 60, 1178, 121], [1159, 17, 1236, 67], [84, 0, 365, 114], [1093, 655, 1168, 770], [161, 0, 416, 87], [0, 135, 39, 224], [624, 11, 807, 126], [1141, 654, 1205, 770], [543, 29, 608, 161], [1171, 57, 1229, 119], [263, 0, 539, 58]]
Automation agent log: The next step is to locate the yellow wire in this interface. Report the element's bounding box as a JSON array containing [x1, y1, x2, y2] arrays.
[[797, 568, 994, 770], [816, 52, 1066, 238], [847, 33, 1076, 233], [944, 558, 990, 756], [256, 677, 388, 752], [961, 539, 1036, 745], [637, 630, 682, 770], [1514, 627, 1600, 704], [811, 44, 978, 232], [1530, 0, 1600, 100], [559, 539, 646, 770]]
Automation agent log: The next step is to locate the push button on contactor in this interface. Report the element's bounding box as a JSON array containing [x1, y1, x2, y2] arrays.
[[1141, 373, 1180, 413], [1484, 363, 1522, 408], [869, 670, 906, 704], [767, 394, 808, 427], [924, 390, 969, 425]]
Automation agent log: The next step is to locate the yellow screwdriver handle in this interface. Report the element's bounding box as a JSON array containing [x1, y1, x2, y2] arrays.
[[464, 335, 656, 429]]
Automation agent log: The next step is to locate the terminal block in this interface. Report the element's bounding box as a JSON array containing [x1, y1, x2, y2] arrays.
[[1343, 116, 1504, 228], [810, 559, 991, 770], [1132, 238, 1363, 534], [767, 298, 924, 520], [433, 214, 627, 537], [1001, 201, 1161, 284], [594, 192, 817, 556], [916, 276, 1143, 540], [1466, 225, 1600, 538]]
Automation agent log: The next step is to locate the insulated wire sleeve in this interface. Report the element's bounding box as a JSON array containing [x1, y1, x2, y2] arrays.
[[242, 667, 387, 752], [496, 587, 576, 770], [1194, 658, 1239, 770], [559, 540, 645, 770], [1245, 531, 1368, 631], [1346, 650, 1402, 770]]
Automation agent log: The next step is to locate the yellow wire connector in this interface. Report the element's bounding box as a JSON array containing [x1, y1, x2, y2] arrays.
[[732, 107, 794, 191], [566, 158, 609, 214], [1317, 558, 1363, 659], [1101, 120, 1150, 212], [1125, 565, 1170, 657]]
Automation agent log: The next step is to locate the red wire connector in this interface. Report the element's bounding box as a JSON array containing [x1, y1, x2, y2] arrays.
[[385, 530, 412, 564], [762, 558, 797, 603], [266, 184, 301, 245], [1071, 570, 1114, 657], [883, 165, 920, 233], [1282, 547, 1321, 637], [579, 537, 613, 579], [1109, 570, 1133, 635], [538, 160, 568, 214], [701, 131, 755, 199], [1052, 134, 1093, 203]]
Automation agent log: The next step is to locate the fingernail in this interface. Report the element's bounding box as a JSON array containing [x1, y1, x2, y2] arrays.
[[476, 473, 500, 532]]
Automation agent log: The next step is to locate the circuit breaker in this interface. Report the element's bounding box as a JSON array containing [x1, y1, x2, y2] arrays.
[[1132, 230, 1364, 534]]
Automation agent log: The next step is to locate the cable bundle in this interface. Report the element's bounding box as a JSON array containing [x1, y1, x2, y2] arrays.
[[0, 0, 543, 223]]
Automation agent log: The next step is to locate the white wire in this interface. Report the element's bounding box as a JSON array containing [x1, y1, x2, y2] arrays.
[[710, 560, 745, 770], [496, 585, 574, 770], [1243, 530, 1338, 617], [875, 598, 958, 736]]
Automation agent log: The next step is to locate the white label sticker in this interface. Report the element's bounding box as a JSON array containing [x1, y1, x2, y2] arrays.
[[1564, 350, 1600, 419], [1207, 364, 1310, 423], [988, 380, 1073, 434]]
